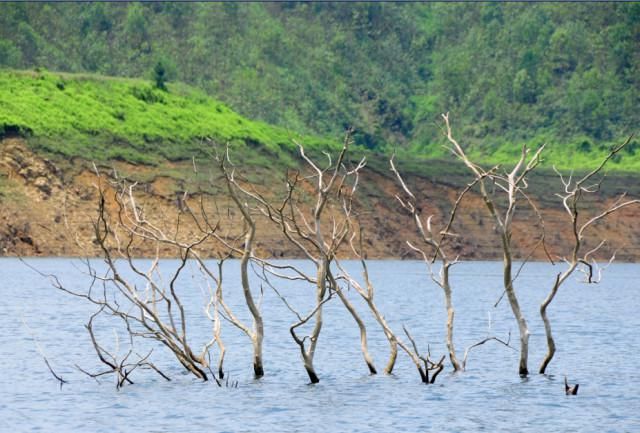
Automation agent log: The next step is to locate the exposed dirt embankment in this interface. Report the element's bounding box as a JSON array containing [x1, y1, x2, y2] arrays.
[[1, 138, 638, 261]]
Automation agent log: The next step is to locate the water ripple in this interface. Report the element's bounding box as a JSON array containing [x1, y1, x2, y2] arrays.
[[2, 259, 639, 432]]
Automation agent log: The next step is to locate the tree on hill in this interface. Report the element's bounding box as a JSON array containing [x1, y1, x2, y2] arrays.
[[153, 61, 167, 91], [0, 2, 637, 158]]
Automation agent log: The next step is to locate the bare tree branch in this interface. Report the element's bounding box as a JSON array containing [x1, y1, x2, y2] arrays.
[[20, 313, 68, 389], [539, 135, 639, 374]]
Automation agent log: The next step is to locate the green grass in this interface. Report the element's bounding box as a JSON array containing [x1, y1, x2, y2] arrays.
[[0, 68, 637, 176], [0, 68, 335, 165], [406, 131, 640, 174]]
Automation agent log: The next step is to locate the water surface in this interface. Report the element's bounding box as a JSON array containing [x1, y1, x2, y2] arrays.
[[1, 258, 639, 432]]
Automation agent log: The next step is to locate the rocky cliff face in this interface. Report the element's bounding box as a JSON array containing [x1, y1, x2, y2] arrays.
[[1, 138, 638, 261]]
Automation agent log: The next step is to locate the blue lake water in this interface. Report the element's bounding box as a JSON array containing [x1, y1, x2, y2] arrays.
[[1, 258, 639, 432]]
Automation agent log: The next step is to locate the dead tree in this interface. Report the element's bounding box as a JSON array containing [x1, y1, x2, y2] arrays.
[[215, 150, 265, 378], [461, 312, 514, 371], [539, 136, 639, 374], [390, 156, 491, 372], [179, 151, 267, 379], [335, 226, 446, 383], [50, 174, 231, 383], [335, 227, 399, 374], [20, 312, 68, 389], [441, 113, 544, 376], [565, 376, 579, 395], [403, 326, 446, 384], [202, 259, 227, 379], [76, 306, 170, 388], [224, 132, 374, 382]]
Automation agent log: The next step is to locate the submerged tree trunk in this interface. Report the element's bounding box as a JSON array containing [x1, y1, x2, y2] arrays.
[[390, 154, 470, 373], [372, 305, 398, 374], [304, 364, 320, 384], [538, 136, 639, 375], [252, 338, 264, 377], [539, 270, 571, 375], [328, 267, 377, 374], [538, 277, 558, 374], [503, 249, 529, 376], [336, 256, 398, 374], [224, 157, 265, 379], [335, 286, 377, 374], [240, 238, 264, 379], [439, 112, 543, 377], [239, 229, 265, 379], [442, 266, 462, 372], [301, 258, 329, 383]]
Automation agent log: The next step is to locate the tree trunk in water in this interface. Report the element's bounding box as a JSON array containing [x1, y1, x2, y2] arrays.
[[305, 364, 320, 384], [253, 338, 264, 378], [539, 274, 561, 374], [505, 290, 529, 376], [442, 268, 462, 371], [363, 297, 398, 374], [445, 301, 461, 371], [226, 166, 265, 379], [164, 339, 208, 381], [418, 366, 428, 383], [240, 226, 264, 379], [177, 354, 208, 381], [504, 250, 529, 377], [384, 339, 398, 375], [336, 287, 377, 375], [217, 343, 226, 379], [298, 259, 328, 384]]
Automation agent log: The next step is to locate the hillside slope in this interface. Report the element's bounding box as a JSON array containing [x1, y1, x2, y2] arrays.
[[0, 70, 638, 260], [0, 3, 638, 161], [2, 136, 639, 261], [0, 69, 332, 166], [1, 69, 638, 171]]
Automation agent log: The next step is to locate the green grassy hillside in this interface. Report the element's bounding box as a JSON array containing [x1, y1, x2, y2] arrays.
[[0, 68, 638, 173], [0, 69, 332, 166], [0, 3, 637, 165]]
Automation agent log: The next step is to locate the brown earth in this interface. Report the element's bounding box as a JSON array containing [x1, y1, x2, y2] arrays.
[[1, 137, 639, 261]]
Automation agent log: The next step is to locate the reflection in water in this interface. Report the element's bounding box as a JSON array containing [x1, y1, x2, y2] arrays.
[[1, 259, 639, 432]]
